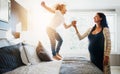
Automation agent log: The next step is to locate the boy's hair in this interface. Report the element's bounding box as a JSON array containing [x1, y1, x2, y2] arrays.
[[54, 4, 66, 11]]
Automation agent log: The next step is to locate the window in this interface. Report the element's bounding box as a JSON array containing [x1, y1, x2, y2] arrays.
[[60, 10, 117, 57]]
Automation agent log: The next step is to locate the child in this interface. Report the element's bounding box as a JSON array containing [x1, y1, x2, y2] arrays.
[[41, 1, 75, 60]]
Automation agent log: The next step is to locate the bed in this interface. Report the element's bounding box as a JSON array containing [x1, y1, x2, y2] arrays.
[[60, 57, 103, 74]]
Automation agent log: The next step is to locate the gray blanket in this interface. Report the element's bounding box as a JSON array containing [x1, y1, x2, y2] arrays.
[[60, 57, 103, 74]]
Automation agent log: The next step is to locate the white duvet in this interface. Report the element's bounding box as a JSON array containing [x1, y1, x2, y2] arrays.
[[5, 61, 62, 74]]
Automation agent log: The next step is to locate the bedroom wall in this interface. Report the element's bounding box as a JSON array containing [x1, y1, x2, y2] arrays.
[[116, 8, 120, 54], [110, 8, 120, 66], [108, 8, 120, 66]]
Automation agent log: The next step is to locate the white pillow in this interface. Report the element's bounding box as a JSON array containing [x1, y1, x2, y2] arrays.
[[8, 39, 23, 45], [0, 38, 10, 48], [23, 43, 40, 65], [0, 30, 7, 39]]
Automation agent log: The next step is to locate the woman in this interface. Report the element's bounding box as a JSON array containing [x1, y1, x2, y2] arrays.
[[41, 1, 75, 60], [72, 12, 111, 74]]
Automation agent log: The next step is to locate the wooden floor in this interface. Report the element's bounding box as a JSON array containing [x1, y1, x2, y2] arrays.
[[111, 66, 120, 74]]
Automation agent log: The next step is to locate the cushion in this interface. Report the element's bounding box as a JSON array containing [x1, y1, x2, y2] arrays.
[[0, 38, 10, 48], [22, 43, 40, 65], [36, 41, 52, 61], [0, 30, 7, 39], [0, 43, 24, 73]]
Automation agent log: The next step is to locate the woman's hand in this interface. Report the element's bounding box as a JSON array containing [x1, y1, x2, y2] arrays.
[[103, 56, 109, 66], [41, 1, 45, 7]]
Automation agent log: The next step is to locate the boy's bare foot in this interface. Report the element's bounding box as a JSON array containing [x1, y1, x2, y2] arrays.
[[53, 55, 61, 60]]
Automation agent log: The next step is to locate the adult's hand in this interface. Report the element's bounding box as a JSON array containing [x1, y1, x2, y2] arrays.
[[103, 56, 109, 66], [72, 20, 77, 28], [41, 1, 45, 7]]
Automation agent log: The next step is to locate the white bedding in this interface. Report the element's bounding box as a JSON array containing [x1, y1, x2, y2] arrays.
[[5, 60, 62, 74]]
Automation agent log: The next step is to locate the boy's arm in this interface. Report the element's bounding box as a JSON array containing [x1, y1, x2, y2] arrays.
[[41, 1, 55, 13]]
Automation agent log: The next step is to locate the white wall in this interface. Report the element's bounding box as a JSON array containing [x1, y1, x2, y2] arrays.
[[15, 0, 120, 54], [116, 8, 120, 54], [15, 0, 120, 10]]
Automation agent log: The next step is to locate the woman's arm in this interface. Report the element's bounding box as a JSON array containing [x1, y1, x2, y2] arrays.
[[73, 23, 91, 40], [41, 1, 55, 13], [103, 28, 111, 65]]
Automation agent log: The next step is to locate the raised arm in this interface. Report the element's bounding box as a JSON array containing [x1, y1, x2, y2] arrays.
[[63, 20, 76, 29], [72, 23, 91, 40], [41, 1, 55, 13]]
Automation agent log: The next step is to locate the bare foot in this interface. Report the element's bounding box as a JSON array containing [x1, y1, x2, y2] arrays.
[[57, 53, 62, 58], [53, 55, 61, 60]]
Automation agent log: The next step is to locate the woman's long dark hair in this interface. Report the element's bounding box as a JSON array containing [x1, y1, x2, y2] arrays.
[[97, 12, 109, 28], [92, 12, 109, 31]]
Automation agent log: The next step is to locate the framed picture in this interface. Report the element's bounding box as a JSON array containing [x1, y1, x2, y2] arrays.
[[0, 0, 10, 22]]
